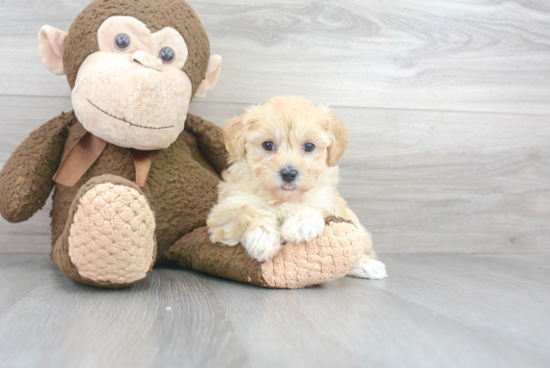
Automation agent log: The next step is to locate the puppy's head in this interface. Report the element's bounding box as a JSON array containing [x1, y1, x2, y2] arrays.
[[224, 96, 348, 201]]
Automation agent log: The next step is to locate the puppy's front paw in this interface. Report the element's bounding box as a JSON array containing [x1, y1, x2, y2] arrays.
[[281, 208, 325, 243], [348, 259, 388, 279], [209, 227, 239, 246], [243, 224, 281, 262]]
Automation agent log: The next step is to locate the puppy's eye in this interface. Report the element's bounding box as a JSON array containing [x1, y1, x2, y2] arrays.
[[262, 141, 275, 151], [304, 143, 315, 152], [114, 33, 131, 51]]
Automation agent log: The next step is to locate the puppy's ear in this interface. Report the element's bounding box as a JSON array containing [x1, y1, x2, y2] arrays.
[[326, 111, 348, 167], [224, 114, 249, 161]]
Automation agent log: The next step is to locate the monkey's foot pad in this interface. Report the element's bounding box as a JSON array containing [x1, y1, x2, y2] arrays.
[[68, 182, 156, 284], [261, 218, 363, 289]]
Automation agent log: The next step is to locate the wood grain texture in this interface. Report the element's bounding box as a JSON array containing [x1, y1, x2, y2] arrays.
[[1, 96, 549, 253], [1, 0, 550, 114], [0, 253, 549, 368], [191, 101, 550, 253], [0, 0, 549, 254], [1, 2, 549, 367]]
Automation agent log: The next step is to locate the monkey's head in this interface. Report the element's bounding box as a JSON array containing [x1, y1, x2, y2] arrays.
[[37, 0, 222, 150]]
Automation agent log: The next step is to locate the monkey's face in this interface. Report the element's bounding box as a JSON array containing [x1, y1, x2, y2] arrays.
[[38, 6, 222, 151], [70, 16, 192, 150]]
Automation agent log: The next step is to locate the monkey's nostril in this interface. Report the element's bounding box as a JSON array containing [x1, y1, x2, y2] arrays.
[[280, 168, 298, 183]]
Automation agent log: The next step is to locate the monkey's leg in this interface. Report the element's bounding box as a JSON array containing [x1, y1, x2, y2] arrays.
[[51, 175, 157, 288], [166, 217, 363, 289]]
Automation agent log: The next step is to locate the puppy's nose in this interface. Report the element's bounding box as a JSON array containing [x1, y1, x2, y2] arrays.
[[280, 168, 298, 183]]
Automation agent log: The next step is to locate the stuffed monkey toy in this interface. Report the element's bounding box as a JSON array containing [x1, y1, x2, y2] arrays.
[[0, 0, 363, 289]]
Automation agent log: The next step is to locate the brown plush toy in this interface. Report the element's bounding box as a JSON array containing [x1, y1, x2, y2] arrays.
[[0, 0, 363, 289]]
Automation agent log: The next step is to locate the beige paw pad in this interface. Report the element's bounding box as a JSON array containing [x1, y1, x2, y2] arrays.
[[261, 220, 363, 289], [68, 183, 156, 284]]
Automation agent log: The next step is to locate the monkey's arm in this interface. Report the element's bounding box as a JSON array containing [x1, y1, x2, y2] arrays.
[[184, 113, 229, 175], [0, 111, 74, 223]]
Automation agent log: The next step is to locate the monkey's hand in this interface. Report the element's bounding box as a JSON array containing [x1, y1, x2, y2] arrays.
[[0, 111, 73, 223], [184, 113, 229, 175]]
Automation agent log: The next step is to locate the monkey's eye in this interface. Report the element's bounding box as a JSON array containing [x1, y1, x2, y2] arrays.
[[304, 143, 315, 152], [159, 47, 175, 64], [262, 141, 275, 152], [114, 33, 131, 51]]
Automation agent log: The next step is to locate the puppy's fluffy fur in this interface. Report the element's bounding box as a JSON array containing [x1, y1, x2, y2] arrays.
[[207, 96, 387, 279]]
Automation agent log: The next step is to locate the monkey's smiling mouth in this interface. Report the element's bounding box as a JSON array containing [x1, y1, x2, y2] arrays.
[[87, 99, 175, 130]]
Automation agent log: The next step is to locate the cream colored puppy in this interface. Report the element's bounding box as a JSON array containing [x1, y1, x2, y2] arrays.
[[207, 96, 387, 279]]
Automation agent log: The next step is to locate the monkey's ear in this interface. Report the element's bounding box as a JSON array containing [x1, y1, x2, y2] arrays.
[[326, 111, 349, 167], [224, 113, 248, 161], [194, 55, 222, 99], [38, 25, 68, 75]]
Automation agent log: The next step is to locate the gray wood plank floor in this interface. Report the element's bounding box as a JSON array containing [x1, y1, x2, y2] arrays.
[[1, 0, 549, 254], [1, 1, 549, 367], [0, 253, 549, 368], [2, 95, 549, 254], [2, 0, 550, 114]]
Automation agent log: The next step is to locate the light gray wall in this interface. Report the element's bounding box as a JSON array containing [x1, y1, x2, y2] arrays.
[[1, 0, 549, 253]]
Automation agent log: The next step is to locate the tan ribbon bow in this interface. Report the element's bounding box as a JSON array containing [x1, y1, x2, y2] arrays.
[[53, 132, 153, 187]]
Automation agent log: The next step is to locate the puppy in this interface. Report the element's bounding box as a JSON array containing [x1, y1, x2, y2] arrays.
[[207, 96, 387, 279]]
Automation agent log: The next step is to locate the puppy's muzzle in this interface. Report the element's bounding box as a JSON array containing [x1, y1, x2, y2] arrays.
[[280, 167, 298, 183]]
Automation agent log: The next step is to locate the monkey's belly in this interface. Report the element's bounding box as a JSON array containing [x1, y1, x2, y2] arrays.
[[50, 126, 220, 261]]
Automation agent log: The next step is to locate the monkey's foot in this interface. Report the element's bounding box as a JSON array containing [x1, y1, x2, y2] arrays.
[[167, 217, 363, 289], [261, 217, 363, 289], [51, 175, 156, 288]]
